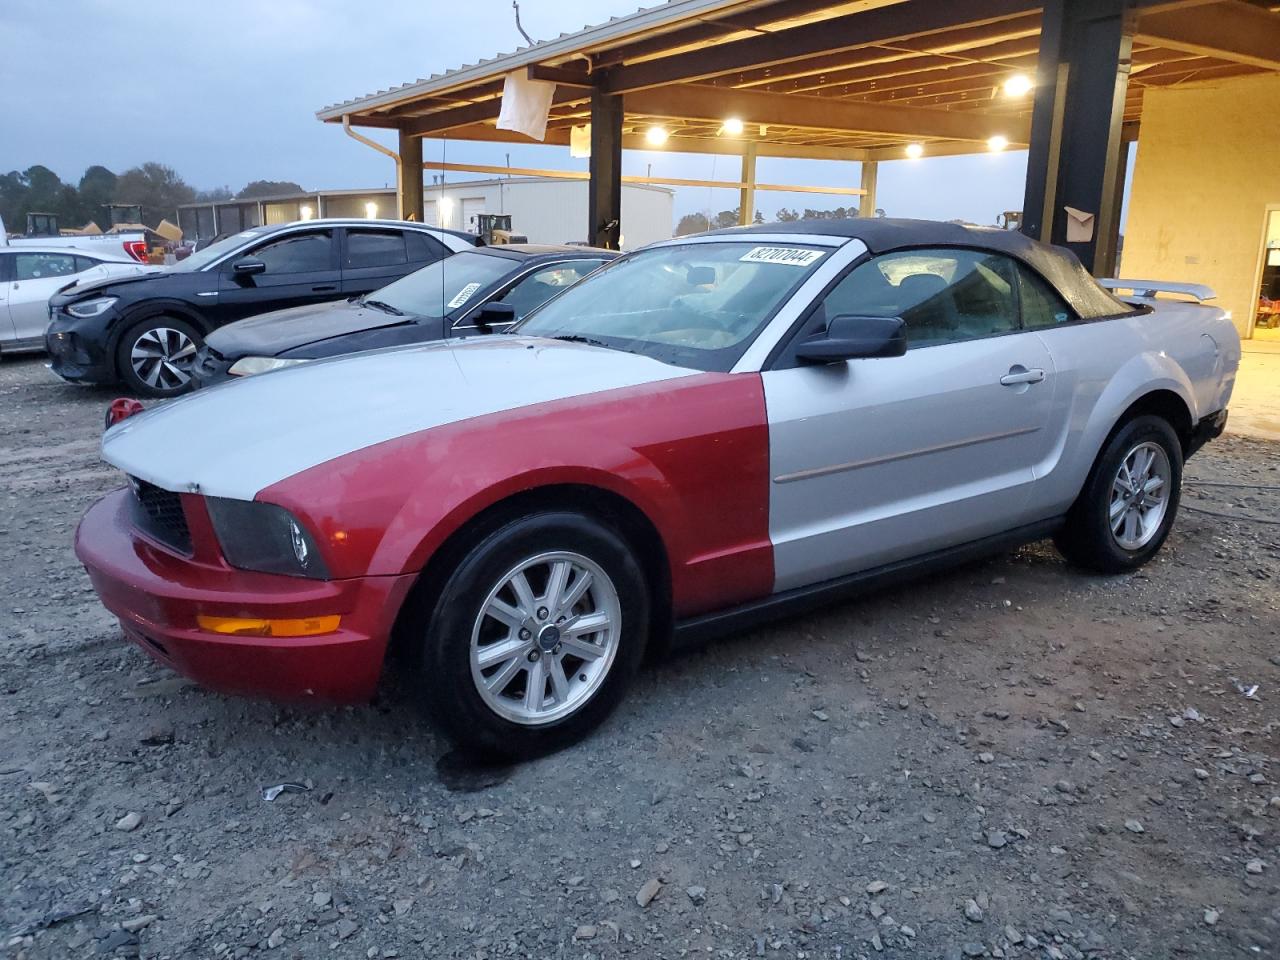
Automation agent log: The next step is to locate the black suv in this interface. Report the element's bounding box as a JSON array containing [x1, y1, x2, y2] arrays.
[[46, 219, 477, 396]]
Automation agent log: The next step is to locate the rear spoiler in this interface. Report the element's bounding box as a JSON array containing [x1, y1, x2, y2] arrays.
[[1099, 278, 1217, 302]]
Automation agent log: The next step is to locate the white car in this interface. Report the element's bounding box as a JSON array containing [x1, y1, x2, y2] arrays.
[[0, 246, 158, 355]]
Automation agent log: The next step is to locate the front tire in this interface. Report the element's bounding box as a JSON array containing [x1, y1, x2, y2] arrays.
[[1054, 415, 1183, 573], [417, 511, 650, 759], [116, 317, 203, 397]]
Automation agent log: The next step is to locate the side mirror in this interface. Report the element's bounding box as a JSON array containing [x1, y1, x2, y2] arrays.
[[233, 258, 266, 277], [795, 314, 907, 363], [474, 301, 517, 329]]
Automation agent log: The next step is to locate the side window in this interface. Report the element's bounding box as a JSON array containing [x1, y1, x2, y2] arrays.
[[0, 253, 13, 282], [344, 230, 408, 269], [14, 252, 79, 281], [405, 231, 447, 263], [241, 231, 333, 274], [818, 248, 1019, 347], [74, 256, 99, 273], [1017, 264, 1076, 328], [491, 261, 606, 320]]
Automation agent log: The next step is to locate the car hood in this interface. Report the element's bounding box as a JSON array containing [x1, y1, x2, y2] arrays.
[[52, 270, 170, 302], [101, 336, 697, 500], [205, 299, 415, 358]]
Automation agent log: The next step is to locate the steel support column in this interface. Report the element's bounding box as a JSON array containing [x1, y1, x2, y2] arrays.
[[738, 142, 758, 226], [397, 130, 423, 221], [858, 161, 879, 218], [1021, 0, 1135, 274], [589, 87, 623, 248]]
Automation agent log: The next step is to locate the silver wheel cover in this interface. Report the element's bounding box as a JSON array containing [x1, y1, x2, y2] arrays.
[[469, 550, 621, 727], [1109, 440, 1172, 551], [130, 326, 198, 391]]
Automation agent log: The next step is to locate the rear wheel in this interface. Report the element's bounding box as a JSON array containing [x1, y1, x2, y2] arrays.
[[116, 317, 202, 397], [1054, 415, 1183, 573], [417, 511, 650, 759]]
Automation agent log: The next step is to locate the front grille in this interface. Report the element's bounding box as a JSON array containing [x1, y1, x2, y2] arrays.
[[129, 478, 192, 555]]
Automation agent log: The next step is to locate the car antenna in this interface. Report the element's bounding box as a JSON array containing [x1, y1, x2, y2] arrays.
[[512, 1, 534, 45]]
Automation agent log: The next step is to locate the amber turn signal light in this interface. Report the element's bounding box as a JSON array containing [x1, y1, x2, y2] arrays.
[[196, 615, 341, 637]]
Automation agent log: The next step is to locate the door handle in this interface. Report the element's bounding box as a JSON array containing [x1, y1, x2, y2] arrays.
[[312, 284, 337, 292], [999, 367, 1045, 386]]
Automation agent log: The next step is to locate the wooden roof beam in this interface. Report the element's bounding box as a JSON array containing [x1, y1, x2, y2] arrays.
[[589, 0, 889, 69], [1135, 1, 1280, 70], [423, 121, 874, 160], [601, 0, 1039, 93], [624, 82, 1031, 143], [728, 13, 1043, 89]]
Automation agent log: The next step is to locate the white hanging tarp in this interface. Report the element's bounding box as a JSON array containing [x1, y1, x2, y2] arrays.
[[570, 124, 591, 158], [496, 71, 556, 141]]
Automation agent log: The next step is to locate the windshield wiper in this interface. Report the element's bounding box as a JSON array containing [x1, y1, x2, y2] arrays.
[[363, 299, 405, 316], [549, 334, 611, 348]]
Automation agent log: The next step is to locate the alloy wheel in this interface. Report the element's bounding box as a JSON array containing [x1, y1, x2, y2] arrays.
[[469, 551, 621, 726], [1109, 440, 1171, 551], [130, 327, 198, 391]]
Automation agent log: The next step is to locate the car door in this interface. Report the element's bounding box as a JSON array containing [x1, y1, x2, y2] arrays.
[[214, 228, 339, 324], [451, 259, 608, 336], [761, 247, 1057, 591], [339, 227, 446, 297], [9, 251, 82, 342], [0, 253, 15, 343]]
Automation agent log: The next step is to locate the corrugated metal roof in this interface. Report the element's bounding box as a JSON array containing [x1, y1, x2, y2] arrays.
[[316, 0, 756, 120]]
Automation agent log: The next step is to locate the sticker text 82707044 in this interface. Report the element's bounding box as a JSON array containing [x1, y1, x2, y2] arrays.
[[739, 246, 826, 267]]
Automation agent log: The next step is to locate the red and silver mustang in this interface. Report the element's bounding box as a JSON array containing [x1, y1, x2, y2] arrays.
[[76, 220, 1238, 757]]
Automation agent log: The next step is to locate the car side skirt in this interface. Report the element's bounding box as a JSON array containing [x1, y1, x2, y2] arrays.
[[671, 516, 1065, 648]]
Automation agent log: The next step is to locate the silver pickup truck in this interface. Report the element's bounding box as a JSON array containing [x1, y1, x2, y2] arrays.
[[76, 219, 1239, 758]]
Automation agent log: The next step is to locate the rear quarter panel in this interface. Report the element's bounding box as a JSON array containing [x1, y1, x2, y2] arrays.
[[1030, 302, 1239, 515]]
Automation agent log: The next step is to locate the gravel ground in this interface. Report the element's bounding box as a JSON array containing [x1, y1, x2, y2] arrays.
[[1, 353, 1278, 960]]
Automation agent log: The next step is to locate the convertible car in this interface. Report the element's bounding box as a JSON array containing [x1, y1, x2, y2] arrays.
[[75, 220, 1239, 758]]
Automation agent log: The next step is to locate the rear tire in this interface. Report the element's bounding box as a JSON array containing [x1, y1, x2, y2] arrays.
[[1054, 415, 1183, 573], [416, 511, 650, 759], [116, 317, 203, 397]]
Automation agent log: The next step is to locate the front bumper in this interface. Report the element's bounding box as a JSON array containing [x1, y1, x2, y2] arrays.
[[45, 312, 115, 385], [75, 489, 416, 702], [190, 344, 235, 389]]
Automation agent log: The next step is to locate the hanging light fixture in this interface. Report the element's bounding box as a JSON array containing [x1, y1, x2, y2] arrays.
[[1003, 74, 1034, 97], [905, 143, 924, 160], [721, 117, 745, 136], [987, 135, 1010, 152], [645, 125, 670, 146]]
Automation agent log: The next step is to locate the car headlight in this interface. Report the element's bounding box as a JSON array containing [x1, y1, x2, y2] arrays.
[[66, 296, 118, 319], [205, 497, 329, 579], [227, 356, 311, 377]]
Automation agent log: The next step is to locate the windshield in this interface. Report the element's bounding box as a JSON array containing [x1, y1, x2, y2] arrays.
[[515, 241, 830, 371], [370, 251, 515, 317], [172, 230, 266, 272]]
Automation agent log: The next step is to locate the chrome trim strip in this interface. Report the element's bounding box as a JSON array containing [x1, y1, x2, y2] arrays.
[[773, 425, 1043, 484]]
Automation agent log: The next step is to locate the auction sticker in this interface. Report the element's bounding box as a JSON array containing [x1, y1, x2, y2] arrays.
[[739, 246, 825, 267], [447, 282, 483, 309]]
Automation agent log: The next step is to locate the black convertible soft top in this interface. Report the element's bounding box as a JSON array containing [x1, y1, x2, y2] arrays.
[[700, 218, 1133, 319]]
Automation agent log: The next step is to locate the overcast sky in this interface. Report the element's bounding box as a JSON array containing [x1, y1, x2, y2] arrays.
[[3, 0, 1042, 226]]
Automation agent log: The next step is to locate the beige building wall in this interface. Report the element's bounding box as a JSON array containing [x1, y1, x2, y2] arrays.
[[1123, 73, 1280, 338]]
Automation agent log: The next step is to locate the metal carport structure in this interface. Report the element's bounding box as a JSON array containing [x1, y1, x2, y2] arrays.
[[318, 0, 1280, 274]]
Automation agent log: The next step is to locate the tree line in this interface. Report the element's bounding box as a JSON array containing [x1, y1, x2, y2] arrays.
[[675, 204, 881, 236], [0, 163, 304, 233]]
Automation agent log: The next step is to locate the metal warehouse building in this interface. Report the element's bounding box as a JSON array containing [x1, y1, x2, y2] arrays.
[[178, 178, 674, 250], [418, 176, 673, 248]]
